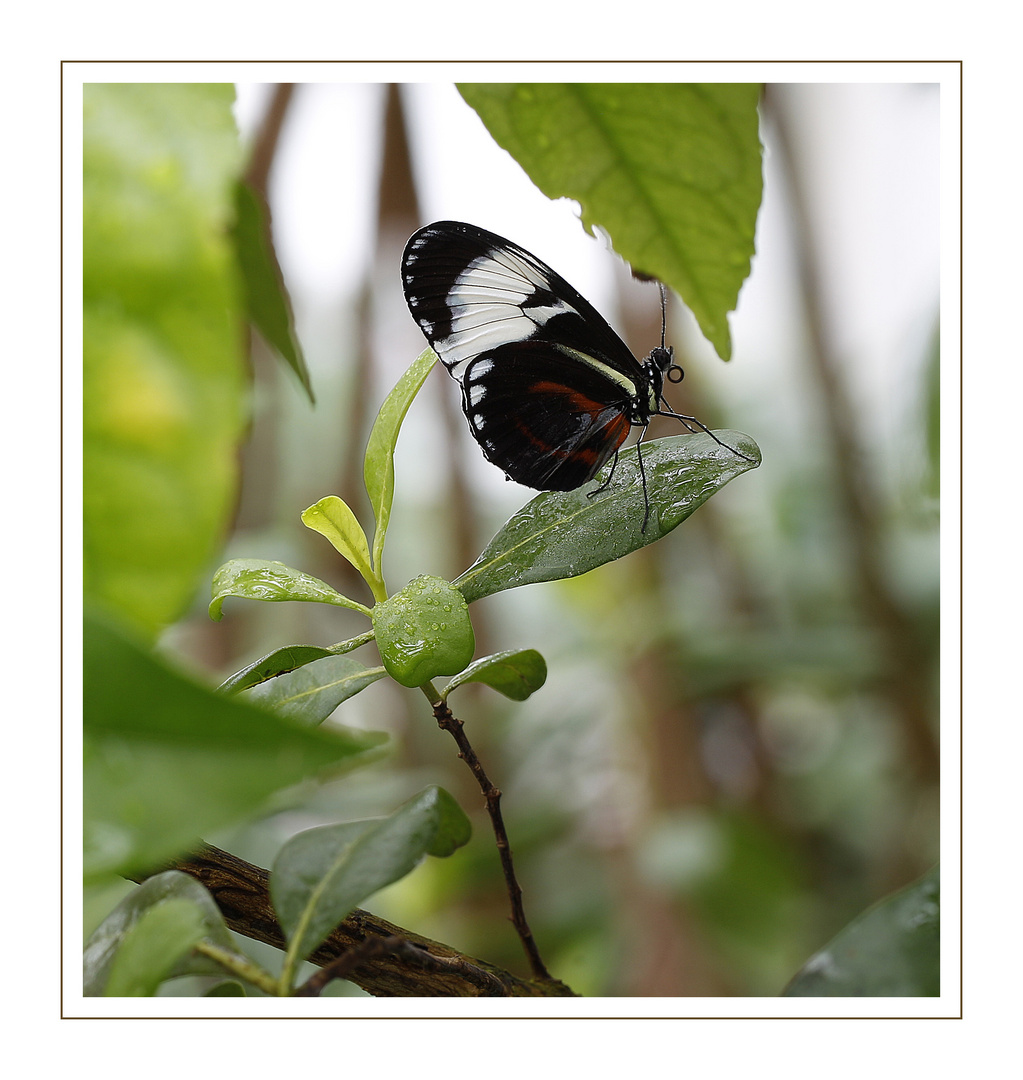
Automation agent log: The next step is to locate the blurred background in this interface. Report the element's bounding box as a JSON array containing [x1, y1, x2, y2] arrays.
[[161, 82, 940, 996]]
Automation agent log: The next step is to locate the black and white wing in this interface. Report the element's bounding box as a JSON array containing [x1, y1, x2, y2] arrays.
[[400, 221, 646, 490]]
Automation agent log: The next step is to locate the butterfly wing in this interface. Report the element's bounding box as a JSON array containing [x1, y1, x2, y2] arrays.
[[401, 221, 645, 489], [462, 342, 634, 490]]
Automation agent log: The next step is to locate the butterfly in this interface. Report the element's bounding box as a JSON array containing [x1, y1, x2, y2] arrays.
[[401, 220, 745, 530]]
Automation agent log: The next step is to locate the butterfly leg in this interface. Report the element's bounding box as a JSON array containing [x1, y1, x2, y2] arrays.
[[587, 435, 653, 533], [635, 427, 652, 533], [655, 406, 756, 464], [588, 449, 621, 498]]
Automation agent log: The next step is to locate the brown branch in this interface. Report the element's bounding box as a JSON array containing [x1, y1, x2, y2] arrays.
[[295, 935, 507, 998], [133, 844, 574, 997], [430, 698, 553, 982]]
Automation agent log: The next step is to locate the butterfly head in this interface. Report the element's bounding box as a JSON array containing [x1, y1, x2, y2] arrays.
[[636, 345, 683, 419], [649, 344, 685, 384]]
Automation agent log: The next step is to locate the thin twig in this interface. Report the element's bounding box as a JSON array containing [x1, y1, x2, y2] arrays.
[[430, 696, 552, 981]]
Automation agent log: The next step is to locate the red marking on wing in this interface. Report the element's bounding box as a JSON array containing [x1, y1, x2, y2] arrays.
[[530, 380, 607, 422], [603, 411, 631, 450], [507, 382, 632, 464]]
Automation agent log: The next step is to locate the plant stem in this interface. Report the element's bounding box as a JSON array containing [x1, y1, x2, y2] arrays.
[[326, 630, 377, 654], [422, 684, 551, 981], [192, 940, 279, 997]]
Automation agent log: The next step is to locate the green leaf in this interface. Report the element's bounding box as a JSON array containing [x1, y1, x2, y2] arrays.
[[217, 632, 378, 694], [272, 787, 471, 976], [442, 649, 547, 702], [84, 83, 247, 638], [84, 871, 232, 996], [84, 612, 386, 883], [231, 179, 313, 401], [456, 431, 760, 604], [372, 575, 475, 688], [209, 558, 372, 620], [205, 980, 246, 996], [103, 898, 209, 997], [301, 496, 378, 596], [784, 865, 940, 997], [364, 349, 437, 578], [242, 654, 387, 725], [458, 83, 763, 361], [217, 645, 336, 694]]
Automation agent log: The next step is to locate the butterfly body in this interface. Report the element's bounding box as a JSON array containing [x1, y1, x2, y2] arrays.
[[401, 220, 681, 497]]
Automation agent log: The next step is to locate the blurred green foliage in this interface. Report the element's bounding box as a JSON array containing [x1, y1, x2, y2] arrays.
[[83, 83, 246, 637], [784, 865, 939, 996], [82, 82, 940, 999], [84, 611, 385, 883]]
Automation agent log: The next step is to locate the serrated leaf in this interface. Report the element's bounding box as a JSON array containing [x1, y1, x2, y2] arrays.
[[84, 613, 386, 883], [209, 558, 371, 620], [272, 786, 471, 974], [231, 179, 313, 401], [784, 865, 940, 997], [84, 83, 247, 638], [301, 496, 377, 593], [84, 871, 233, 996], [364, 349, 437, 577], [442, 649, 547, 701], [458, 83, 763, 361], [242, 654, 387, 725], [455, 431, 760, 604]]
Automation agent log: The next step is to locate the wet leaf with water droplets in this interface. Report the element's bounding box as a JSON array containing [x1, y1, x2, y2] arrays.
[[455, 431, 760, 604], [209, 558, 371, 620]]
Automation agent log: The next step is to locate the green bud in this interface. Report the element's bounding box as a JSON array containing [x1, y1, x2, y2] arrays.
[[372, 575, 475, 688]]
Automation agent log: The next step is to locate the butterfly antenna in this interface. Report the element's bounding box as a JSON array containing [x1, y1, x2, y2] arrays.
[[653, 283, 747, 464], [659, 283, 667, 350]]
